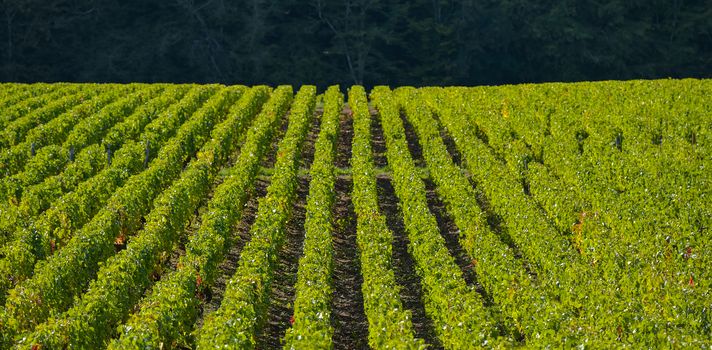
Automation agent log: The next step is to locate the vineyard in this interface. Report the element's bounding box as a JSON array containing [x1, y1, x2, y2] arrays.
[[0, 80, 708, 349]]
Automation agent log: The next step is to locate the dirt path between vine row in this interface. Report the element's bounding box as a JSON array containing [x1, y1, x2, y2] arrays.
[[256, 107, 321, 348], [194, 109, 289, 332], [256, 176, 310, 348], [377, 177, 442, 349]]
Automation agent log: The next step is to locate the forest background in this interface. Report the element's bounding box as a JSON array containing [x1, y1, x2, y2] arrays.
[[1, 0, 710, 87]]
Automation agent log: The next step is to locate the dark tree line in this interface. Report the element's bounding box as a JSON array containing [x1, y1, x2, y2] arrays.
[[1, 0, 710, 87]]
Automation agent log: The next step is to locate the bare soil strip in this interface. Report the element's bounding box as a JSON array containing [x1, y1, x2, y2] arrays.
[[299, 109, 322, 170], [468, 177, 539, 281], [257, 108, 321, 348], [370, 110, 388, 168], [335, 107, 353, 169], [256, 177, 310, 348], [437, 122, 462, 166], [399, 113, 426, 168], [377, 177, 442, 349], [195, 177, 269, 329], [421, 178, 490, 302], [196, 112, 284, 327], [331, 176, 370, 349]]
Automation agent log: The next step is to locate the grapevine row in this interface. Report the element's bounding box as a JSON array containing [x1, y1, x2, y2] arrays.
[[283, 85, 343, 347], [396, 87, 570, 345], [448, 83, 708, 344], [0, 85, 108, 152], [195, 85, 314, 348], [428, 89, 583, 286], [0, 85, 162, 202], [371, 86, 506, 348], [38, 85, 217, 247], [429, 87, 653, 345], [0, 86, 244, 345], [17, 86, 272, 349], [463, 82, 710, 344], [0, 86, 219, 303], [101, 85, 193, 149], [17, 85, 190, 219], [0, 85, 39, 114], [0, 85, 80, 134], [347, 86, 424, 349], [109, 86, 285, 349], [0, 85, 128, 178]]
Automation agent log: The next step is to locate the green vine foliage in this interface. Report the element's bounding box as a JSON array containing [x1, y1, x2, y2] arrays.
[[0, 80, 707, 348]]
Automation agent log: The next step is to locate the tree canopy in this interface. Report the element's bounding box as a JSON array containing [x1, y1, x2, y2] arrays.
[[2, 0, 710, 86]]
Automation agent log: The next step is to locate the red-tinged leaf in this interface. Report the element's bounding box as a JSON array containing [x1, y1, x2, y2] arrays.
[[289, 316, 295, 325], [689, 275, 695, 287], [684, 247, 692, 259]]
